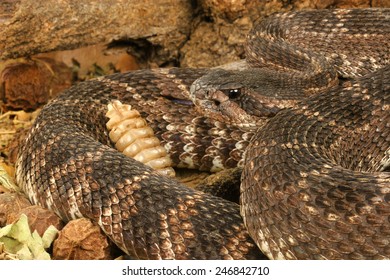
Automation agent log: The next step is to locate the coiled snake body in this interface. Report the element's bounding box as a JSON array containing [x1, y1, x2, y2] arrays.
[[16, 9, 390, 259]]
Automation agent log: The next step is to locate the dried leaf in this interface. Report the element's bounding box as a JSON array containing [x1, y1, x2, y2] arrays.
[[8, 214, 31, 243], [42, 225, 59, 249], [0, 164, 19, 192], [0, 214, 58, 260]]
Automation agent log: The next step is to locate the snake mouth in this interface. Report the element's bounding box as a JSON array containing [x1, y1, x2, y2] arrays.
[[193, 98, 230, 122], [191, 88, 260, 129]]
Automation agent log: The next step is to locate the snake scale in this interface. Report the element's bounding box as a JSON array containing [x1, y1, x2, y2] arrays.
[[15, 8, 390, 259]]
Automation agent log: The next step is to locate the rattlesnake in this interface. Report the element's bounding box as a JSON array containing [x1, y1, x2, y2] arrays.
[[16, 8, 390, 259]]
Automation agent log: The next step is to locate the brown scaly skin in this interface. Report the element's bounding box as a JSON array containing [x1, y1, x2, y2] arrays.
[[242, 65, 390, 259], [15, 68, 263, 260], [191, 9, 390, 259], [16, 8, 390, 259]]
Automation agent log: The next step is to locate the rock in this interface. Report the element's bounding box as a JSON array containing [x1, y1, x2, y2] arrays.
[[0, 192, 63, 236], [7, 205, 64, 236], [53, 218, 113, 260], [181, 0, 390, 68], [199, 0, 250, 21], [0, 193, 31, 226], [1, 0, 388, 68], [0, 57, 72, 111], [0, 0, 193, 67], [180, 17, 251, 68]]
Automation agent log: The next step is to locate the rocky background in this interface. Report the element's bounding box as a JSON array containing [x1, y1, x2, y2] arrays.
[[1, 0, 390, 69], [0, 0, 389, 111]]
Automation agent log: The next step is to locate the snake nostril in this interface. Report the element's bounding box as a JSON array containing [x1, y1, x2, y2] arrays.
[[214, 100, 221, 106]]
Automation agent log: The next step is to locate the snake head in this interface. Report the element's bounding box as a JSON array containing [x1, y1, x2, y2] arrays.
[[190, 68, 285, 128]]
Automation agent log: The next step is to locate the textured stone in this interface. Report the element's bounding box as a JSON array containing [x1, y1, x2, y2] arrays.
[[0, 193, 31, 226], [181, 0, 390, 68], [53, 218, 113, 260], [0, 0, 193, 66], [0, 58, 72, 111], [7, 205, 64, 236], [1, 0, 388, 68], [0, 192, 63, 236]]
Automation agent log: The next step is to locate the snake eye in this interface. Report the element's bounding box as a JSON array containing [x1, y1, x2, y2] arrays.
[[226, 89, 241, 99]]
